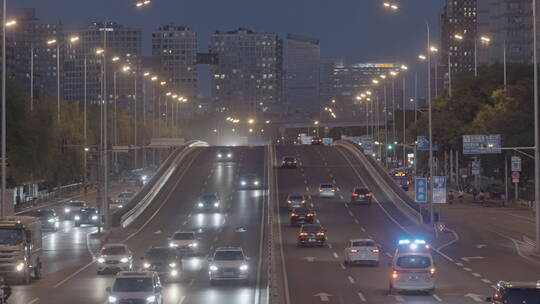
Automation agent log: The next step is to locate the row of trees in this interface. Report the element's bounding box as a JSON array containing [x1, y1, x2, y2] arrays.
[[4, 80, 182, 188]]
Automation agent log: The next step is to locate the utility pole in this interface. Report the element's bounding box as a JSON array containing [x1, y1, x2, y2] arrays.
[[532, 0, 540, 253], [1, 0, 7, 217]]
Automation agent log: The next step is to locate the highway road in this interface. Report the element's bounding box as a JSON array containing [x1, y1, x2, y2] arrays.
[[10, 146, 268, 304]]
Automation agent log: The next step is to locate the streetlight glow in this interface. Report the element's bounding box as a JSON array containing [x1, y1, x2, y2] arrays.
[[430, 46, 439, 52], [400, 65, 408, 70], [166, 92, 172, 96], [69, 36, 80, 43], [372, 79, 379, 84], [112, 56, 120, 62], [5, 20, 16, 27], [47, 39, 57, 45], [380, 74, 387, 79], [480, 36, 491, 44], [418, 54, 427, 61], [151, 76, 158, 81], [122, 65, 131, 72], [248, 118, 255, 124], [454, 34, 464, 40]]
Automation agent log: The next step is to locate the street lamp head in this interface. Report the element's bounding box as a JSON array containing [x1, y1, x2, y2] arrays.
[[380, 74, 387, 79], [160, 81, 167, 86], [166, 92, 172, 96], [360, 93, 366, 98], [248, 118, 255, 124], [372, 79, 379, 84], [96, 48, 104, 55], [453, 34, 464, 40], [366, 91, 372, 95], [143, 72, 150, 77], [151, 76, 158, 81], [400, 65, 408, 70], [390, 71, 399, 76], [172, 94, 178, 98], [331, 99, 336, 103], [418, 54, 427, 61], [69, 36, 80, 43], [5, 20, 17, 27], [314, 120, 319, 125], [47, 39, 57, 45], [112, 56, 120, 62], [122, 65, 131, 72], [480, 36, 491, 44], [430, 46, 439, 53]]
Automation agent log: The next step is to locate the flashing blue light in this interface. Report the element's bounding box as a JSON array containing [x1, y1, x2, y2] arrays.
[[398, 239, 411, 245], [414, 239, 426, 245]]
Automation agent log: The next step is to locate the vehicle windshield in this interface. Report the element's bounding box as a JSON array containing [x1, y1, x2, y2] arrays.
[[292, 208, 308, 214], [243, 175, 257, 180], [352, 241, 376, 247], [354, 189, 370, 194], [69, 202, 85, 207], [201, 195, 217, 202], [503, 288, 540, 303], [146, 248, 176, 260], [35, 210, 55, 218], [289, 195, 304, 201], [0, 229, 23, 245], [284, 157, 295, 161], [173, 233, 195, 240], [118, 192, 134, 199], [112, 277, 153, 292], [80, 208, 97, 213], [214, 250, 244, 261], [101, 246, 126, 255], [397, 255, 431, 269], [302, 225, 322, 232], [320, 184, 334, 189]]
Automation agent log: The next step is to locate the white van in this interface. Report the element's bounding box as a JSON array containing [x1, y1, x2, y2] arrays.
[[389, 239, 436, 295]]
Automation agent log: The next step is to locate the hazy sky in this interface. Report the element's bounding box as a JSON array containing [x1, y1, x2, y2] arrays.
[[12, 0, 445, 97]]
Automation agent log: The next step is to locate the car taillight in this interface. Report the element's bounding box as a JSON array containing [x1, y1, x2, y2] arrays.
[[307, 213, 314, 217], [319, 189, 323, 192], [372, 249, 380, 253], [287, 200, 292, 204], [291, 213, 298, 217], [331, 189, 335, 192], [392, 270, 399, 279], [352, 193, 358, 197], [350, 249, 358, 253], [366, 193, 372, 197], [301, 200, 306, 203], [316, 232, 325, 236], [299, 232, 308, 236]]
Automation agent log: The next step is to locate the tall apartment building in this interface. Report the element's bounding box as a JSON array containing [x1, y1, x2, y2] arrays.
[[64, 22, 142, 106], [0, 8, 62, 100], [478, 0, 540, 65], [151, 24, 198, 101], [441, 0, 478, 75], [209, 27, 282, 114], [318, 57, 339, 107], [284, 34, 320, 114]]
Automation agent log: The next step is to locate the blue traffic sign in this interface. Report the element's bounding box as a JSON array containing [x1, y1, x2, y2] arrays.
[[416, 136, 439, 151], [415, 178, 428, 203], [463, 134, 501, 154]]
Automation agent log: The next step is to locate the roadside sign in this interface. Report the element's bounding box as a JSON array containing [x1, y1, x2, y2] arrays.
[[415, 178, 428, 203], [433, 176, 447, 204], [322, 138, 333, 146], [472, 160, 481, 175], [416, 136, 439, 151], [463, 134, 501, 154], [459, 168, 469, 178], [112, 146, 130, 153], [511, 156, 522, 172], [359, 135, 373, 155], [512, 171, 520, 183]]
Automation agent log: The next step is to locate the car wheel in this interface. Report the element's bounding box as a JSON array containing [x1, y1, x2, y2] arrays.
[[343, 260, 349, 267], [97, 270, 102, 275], [426, 288, 435, 295]]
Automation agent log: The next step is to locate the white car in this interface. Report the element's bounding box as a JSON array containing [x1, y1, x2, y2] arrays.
[[97, 243, 134, 274], [107, 271, 163, 304], [389, 239, 436, 295], [112, 191, 135, 209], [64, 201, 87, 219], [168, 231, 199, 253], [319, 183, 336, 198], [343, 238, 380, 266], [208, 247, 249, 284]]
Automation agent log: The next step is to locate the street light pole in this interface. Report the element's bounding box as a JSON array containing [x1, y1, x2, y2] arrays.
[[532, 0, 540, 253], [402, 76, 406, 166], [474, 39, 478, 77], [1, 0, 7, 217], [503, 39, 507, 91], [56, 43, 60, 121], [83, 56, 87, 184], [427, 21, 435, 226], [448, 53, 452, 97], [30, 45, 34, 111]]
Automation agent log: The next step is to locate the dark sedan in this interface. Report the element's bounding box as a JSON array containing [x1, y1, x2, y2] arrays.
[[290, 207, 314, 226], [34, 209, 59, 231], [73, 207, 100, 227], [141, 247, 182, 283], [297, 224, 327, 247]]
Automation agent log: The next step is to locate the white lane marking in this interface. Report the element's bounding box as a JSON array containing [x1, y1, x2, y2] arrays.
[[361, 227, 366, 232], [177, 295, 186, 304], [385, 252, 393, 258], [394, 295, 405, 302], [86, 228, 98, 258], [461, 256, 485, 262], [481, 278, 492, 284], [327, 243, 333, 249], [339, 195, 344, 200], [316, 219, 320, 224], [354, 219, 360, 224], [347, 275, 355, 284], [463, 267, 472, 272], [188, 279, 194, 286], [436, 226, 460, 251], [304, 180, 308, 185], [472, 272, 482, 277], [310, 203, 315, 208], [28, 298, 39, 304], [332, 252, 339, 258], [357, 292, 366, 302], [306, 187, 309, 191], [432, 294, 443, 302], [339, 263, 346, 270], [53, 260, 95, 288], [455, 262, 464, 267], [348, 211, 353, 216], [491, 285, 498, 290], [477, 244, 487, 249]]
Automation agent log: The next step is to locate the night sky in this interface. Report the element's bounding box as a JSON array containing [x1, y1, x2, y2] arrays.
[[13, 0, 444, 97]]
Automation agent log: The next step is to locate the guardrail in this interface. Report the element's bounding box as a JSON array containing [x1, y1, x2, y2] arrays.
[[112, 140, 208, 227], [334, 140, 421, 225]]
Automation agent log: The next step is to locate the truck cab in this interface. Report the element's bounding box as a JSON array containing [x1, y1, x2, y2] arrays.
[[0, 216, 42, 284]]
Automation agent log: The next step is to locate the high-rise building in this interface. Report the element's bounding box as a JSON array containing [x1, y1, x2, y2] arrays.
[[284, 34, 320, 114], [0, 8, 63, 100], [209, 27, 282, 114], [441, 0, 477, 75], [151, 24, 198, 101], [478, 0, 540, 65], [318, 57, 339, 107], [64, 22, 142, 106]]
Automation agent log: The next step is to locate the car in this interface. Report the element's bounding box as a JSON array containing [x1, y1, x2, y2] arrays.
[[112, 191, 135, 209], [286, 193, 307, 210], [486, 280, 540, 303], [141, 247, 182, 283], [238, 174, 262, 189], [281, 156, 298, 168], [289, 207, 314, 226], [343, 238, 380, 266], [106, 271, 163, 304], [73, 207, 100, 227], [64, 201, 87, 219], [208, 247, 249, 284], [319, 183, 336, 198], [97, 243, 134, 275], [168, 231, 199, 254], [196, 194, 220, 212], [350, 187, 373, 204], [297, 224, 327, 247], [216, 148, 233, 161], [389, 239, 435, 295], [311, 137, 323, 145], [33, 209, 59, 231]]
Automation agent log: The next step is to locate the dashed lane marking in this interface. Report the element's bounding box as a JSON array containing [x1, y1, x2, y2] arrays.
[[316, 219, 320, 224], [357, 292, 366, 302], [354, 219, 360, 224], [472, 273, 481, 277], [348, 211, 354, 216], [178, 295, 186, 304], [481, 278, 492, 284], [432, 294, 443, 302], [328, 243, 333, 249], [348, 276, 355, 284], [456, 262, 464, 267], [361, 227, 366, 232], [385, 252, 393, 258], [463, 267, 472, 272], [333, 252, 339, 258], [339, 263, 346, 270], [28, 298, 39, 304], [394, 295, 405, 302]]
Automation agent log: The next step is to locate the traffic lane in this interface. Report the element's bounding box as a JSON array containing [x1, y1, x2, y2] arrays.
[[275, 146, 363, 304], [331, 146, 497, 302], [19, 148, 206, 304]]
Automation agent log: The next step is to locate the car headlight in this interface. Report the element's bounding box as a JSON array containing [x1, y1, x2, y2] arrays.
[[65, 208, 70, 213], [254, 181, 259, 185], [108, 296, 118, 303], [239, 264, 248, 271], [169, 242, 178, 248], [141, 175, 147, 181], [241, 181, 246, 186], [92, 215, 98, 220], [227, 153, 232, 158], [170, 269, 178, 276], [169, 262, 176, 267], [209, 265, 218, 271], [120, 257, 129, 263], [74, 216, 81, 221], [143, 262, 151, 269], [48, 218, 55, 223], [97, 257, 105, 263], [214, 202, 219, 207], [188, 242, 198, 247], [118, 205, 123, 208], [15, 262, 25, 272], [146, 295, 156, 303], [217, 154, 222, 158], [198, 202, 204, 208]]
